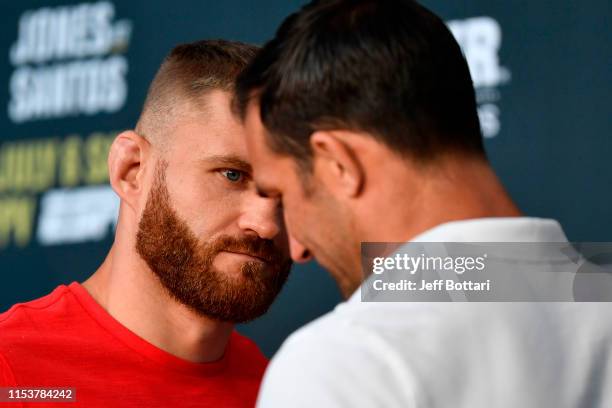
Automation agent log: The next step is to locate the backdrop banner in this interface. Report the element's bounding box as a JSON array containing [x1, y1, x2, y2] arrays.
[[0, 0, 610, 356]]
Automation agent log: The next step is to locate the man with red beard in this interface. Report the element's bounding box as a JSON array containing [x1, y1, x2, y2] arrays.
[[234, 1, 612, 407], [0, 40, 291, 407]]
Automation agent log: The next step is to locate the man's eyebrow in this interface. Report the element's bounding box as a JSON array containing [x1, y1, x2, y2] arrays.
[[201, 155, 253, 173]]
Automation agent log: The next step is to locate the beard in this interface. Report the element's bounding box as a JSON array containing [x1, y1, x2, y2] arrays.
[[135, 161, 291, 323]]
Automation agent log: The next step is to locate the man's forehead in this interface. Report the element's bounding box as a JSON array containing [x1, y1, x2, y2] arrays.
[[242, 112, 292, 197], [243, 99, 264, 133], [243, 102, 272, 158], [168, 99, 249, 158]]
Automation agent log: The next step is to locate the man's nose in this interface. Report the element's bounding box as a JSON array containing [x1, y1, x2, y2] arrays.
[[289, 235, 312, 263], [238, 197, 281, 240]]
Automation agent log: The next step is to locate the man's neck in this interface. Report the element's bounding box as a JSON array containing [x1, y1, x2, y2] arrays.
[[361, 155, 522, 244], [83, 245, 233, 363]]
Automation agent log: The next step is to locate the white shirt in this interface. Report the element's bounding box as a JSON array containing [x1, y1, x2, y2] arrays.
[[257, 217, 612, 407]]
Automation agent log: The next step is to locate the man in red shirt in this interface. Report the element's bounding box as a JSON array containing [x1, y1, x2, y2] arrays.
[[0, 40, 291, 407]]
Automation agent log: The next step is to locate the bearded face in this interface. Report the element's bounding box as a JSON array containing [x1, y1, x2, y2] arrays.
[[135, 161, 291, 323]]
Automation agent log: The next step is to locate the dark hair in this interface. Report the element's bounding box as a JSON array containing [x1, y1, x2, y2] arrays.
[[235, 0, 485, 168], [138, 39, 258, 137]]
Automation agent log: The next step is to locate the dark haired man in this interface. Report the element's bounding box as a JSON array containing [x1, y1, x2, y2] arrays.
[[0, 40, 291, 407], [235, 0, 612, 406]]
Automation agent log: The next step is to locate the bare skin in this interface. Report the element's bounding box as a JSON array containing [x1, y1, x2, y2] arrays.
[[244, 101, 520, 297], [84, 91, 286, 362]]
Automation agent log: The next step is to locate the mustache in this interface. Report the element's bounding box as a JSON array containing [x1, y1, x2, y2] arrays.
[[207, 235, 284, 264]]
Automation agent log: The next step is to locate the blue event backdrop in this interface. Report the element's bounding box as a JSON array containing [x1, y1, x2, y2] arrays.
[[0, 0, 610, 356]]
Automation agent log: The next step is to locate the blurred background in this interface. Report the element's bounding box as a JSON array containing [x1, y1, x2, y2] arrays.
[[0, 0, 610, 357]]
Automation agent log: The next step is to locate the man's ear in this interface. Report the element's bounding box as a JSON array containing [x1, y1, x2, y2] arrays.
[[108, 130, 151, 211], [310, 130, 365, 198]]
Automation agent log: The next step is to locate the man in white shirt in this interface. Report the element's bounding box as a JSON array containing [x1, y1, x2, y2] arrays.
[[256, 218, 612, 407], [234, 0, 612, 406]]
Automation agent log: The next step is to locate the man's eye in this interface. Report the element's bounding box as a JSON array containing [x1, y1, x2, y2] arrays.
[[221, 169, 243, 182]]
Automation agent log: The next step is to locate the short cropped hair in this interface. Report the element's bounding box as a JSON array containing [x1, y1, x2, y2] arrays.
[[137, 39, 258, 142], [235, 0, 485, 168]]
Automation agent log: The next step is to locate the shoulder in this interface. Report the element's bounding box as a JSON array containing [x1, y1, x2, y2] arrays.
[[257, 300, 526, 407], [257, 306, 418, 407], [0, 285, 73, 357], [0, 350, 18, 386], [0, 285, 75, 386], [259, 299, 612, 407], [0, 285, 71, 329], [267, 303, 425, 371]]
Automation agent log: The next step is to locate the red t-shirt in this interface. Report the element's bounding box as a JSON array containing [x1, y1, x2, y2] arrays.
[[0, 282, 268, 407]]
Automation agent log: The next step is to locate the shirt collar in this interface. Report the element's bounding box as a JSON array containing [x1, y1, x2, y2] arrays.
[[409, 216, 568, 243], [347, 216, 569, 304]]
